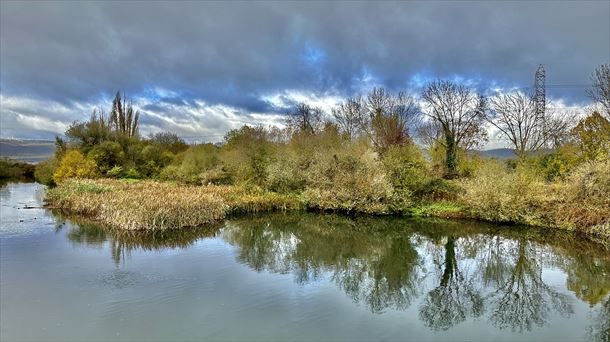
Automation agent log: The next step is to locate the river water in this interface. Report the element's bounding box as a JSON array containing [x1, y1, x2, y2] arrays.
[[1, 183, 609, 341]]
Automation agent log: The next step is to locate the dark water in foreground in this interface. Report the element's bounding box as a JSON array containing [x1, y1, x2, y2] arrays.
[[1, 183, 609, 341]]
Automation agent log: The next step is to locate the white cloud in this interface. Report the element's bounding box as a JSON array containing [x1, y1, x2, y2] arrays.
[[261, 89, 344, 114], [0, 88, 593, 148]]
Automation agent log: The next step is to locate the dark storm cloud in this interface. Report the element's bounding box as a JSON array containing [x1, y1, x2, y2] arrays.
[[1, 1, 608, 140]]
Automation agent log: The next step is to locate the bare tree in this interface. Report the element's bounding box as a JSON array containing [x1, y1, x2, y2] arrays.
[[415, 120, 443, 150], [489, 91, 545, 159], [587, 64, 610, 118], [394, 91, 421, 129], [421, 81, 487, 177], [110, 91, 140, 137], [363, 87, 419, 155], [365, 87, 395, 117], [332, 96, 367, 139], [543, 110, 574, 149], [285, 103, 324, 136]]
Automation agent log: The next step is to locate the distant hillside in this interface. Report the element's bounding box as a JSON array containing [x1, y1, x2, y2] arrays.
[[0, 139, 55, 163], [472, 148, 516, 159]]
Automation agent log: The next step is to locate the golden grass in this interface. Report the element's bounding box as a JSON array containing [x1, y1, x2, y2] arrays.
[[46, 179, 300, 231]]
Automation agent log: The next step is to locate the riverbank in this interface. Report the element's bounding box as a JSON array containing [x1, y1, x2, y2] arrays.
[[45, 178, 609, 244]]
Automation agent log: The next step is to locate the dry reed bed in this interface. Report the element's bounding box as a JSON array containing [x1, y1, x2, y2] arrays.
[[46, 179, 300, 230]]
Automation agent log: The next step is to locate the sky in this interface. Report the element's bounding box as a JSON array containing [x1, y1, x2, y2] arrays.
[[1, 1, 609, 147]]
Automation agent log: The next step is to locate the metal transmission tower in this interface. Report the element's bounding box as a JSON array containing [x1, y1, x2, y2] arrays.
[[534, 64, 546, 123]]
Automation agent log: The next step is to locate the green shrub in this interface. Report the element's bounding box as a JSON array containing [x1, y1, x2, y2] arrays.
[[555, 160, 610, 237], [428, 141, 483, 178], [220, 126, 273, 186], [106, 166, 124, 178], [124, 167, 141, 179], [148, 131, 189, 154], [161, 144, 220, 184], [138, 144, 175, 177], [34, 158, 59, 186], [87, 141, 125, 174], [416, 178, 464, 202], [535, 143, 580, 181], [266, 151, 306, 193], [382, 144, 428, 202]]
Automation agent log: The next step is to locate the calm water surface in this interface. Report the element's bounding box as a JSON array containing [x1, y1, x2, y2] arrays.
[[1, 183, 609, 341]]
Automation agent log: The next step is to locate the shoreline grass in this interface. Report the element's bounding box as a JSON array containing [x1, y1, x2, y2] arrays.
[[46, 179, 300, 231], [45, 178, 609, 245]]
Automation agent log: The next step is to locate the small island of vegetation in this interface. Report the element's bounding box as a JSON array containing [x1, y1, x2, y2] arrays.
[[37, 65, 610, 243]]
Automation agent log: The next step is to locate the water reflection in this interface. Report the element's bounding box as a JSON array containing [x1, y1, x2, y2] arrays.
[[418, 235, 484, 331], [55, 212, 220, 264], [223, 214, 610, 336], [222, 215, 425, 312], [58, 211, 610, 337], [484, 239, 572, 332], [588, 297, 610, 342]]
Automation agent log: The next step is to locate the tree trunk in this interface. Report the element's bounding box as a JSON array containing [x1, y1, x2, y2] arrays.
[[444, 133, 458, 178]]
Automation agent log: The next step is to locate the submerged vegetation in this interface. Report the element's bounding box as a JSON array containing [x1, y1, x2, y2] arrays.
[[40, 66, 610, 240]]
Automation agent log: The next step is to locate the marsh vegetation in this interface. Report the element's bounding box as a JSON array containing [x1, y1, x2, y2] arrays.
[[38, 66, 610, 240]]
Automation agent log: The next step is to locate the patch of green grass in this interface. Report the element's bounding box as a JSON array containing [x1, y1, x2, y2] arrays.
[[408, 202, 464, 218]]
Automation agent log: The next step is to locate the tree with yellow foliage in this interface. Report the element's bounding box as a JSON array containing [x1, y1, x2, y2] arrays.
[[52, 150, 98, 184], [571, 111, 610, 161]]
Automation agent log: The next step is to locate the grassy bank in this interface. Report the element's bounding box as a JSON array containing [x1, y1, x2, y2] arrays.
[[46, 179, 300, 230], [46, 170, 609, 245]]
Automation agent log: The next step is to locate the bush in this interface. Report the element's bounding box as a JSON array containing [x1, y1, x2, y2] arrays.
[[87, 141, 125, 174], [220, 126, 273, 186], [428, 141, 483, 178], [106, 166, 124, 178], [382, 144, 428, 202], [53, 150, 98, 184], [266, 150, 306, 193], [161, 144, 220, 184], [149, 131, 189, 154], [302, 145, 394, 214], [124, 167, 141, 179], [555, 160, 610, 237], [535, 143, 580, 181], [34, 157, 59, 186], [459, 161, 551, 226], [416, 178, 464, 202], [138, 144, 175, 178]]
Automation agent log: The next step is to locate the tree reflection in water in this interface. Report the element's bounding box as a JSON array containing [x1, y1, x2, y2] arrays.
[[484, 239, 572, 332], [587, 297, 610, 342], [57, 211, 610, 336], [418, 236, 484, 331], [223, 214, 423, 313]]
